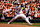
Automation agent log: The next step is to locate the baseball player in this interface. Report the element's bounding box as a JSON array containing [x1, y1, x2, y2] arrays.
[[8, 4, 33, 25]]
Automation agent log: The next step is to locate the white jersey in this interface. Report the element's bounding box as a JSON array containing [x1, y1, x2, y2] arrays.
[[19, 9, 23, 14]]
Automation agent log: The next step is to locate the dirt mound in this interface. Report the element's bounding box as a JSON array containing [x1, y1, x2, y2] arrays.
[[0, 23, 39, 27]]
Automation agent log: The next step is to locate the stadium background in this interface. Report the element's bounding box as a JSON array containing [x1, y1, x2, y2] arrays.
[[0, 0, 40, 23]]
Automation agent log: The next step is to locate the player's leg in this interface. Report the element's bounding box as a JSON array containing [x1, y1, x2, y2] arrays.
[[8, 14, 20, 24], [28, 16, 32, 20], [8, 17, 16, 24], [8, 14, 32, 25], [25, 17, 32, 25], [19, 14, 32, 25], [8, 14, 25, 24]]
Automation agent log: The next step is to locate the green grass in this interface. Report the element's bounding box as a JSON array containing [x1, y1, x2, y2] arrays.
[[0, 22, 7, 23], [0, 22, 40, 26], [0, 22, 27, 24]]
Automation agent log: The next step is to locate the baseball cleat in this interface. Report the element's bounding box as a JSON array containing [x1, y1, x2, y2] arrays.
[[8, 22, 11, 24], [29, 23, 33, 25]]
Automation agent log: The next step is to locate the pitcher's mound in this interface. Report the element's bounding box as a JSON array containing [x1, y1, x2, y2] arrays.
[[0, 23, 39, 27]]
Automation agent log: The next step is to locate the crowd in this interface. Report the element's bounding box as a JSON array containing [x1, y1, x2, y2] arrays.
[[0, 0, 40, 19]]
